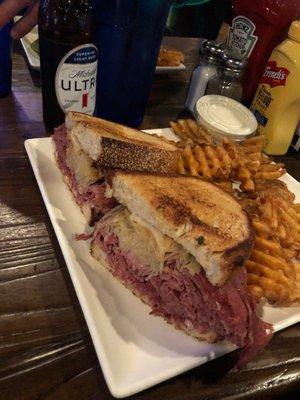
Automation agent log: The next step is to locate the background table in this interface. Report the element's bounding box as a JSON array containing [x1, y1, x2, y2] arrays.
[[0, 37, 299, 400]]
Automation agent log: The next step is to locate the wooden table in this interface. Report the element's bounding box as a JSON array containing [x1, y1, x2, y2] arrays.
[[0, 37, 299, 400]]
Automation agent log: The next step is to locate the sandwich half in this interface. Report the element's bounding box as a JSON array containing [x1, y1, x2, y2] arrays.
[[91, 171, 273, 364], [53, 112, 179, 224]]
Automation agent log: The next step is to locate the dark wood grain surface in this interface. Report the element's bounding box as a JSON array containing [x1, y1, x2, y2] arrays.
[[0, 37, 299, 400]]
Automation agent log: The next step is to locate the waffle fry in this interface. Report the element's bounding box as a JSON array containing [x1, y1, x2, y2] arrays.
[[240, 135, 265, 156], [194, 145, 212, 179], [169, 119, 214, 146], [174, 128, 285, 191], [215, 145, 232, 176], [290, 263, 300, 302], [177, 119, 198, 142], [242, 195, 300, 305], [177, 155, 186, 175], [245, 219, 296, 305], [218, 138, 256, 191], [169, 121, 190, 143], [240, 135, 265, 148], [259, 196, 300, 256], [183, 144, 199, 176], [188, 144, 234, 180], [255, 169, 285, 180], [195, 124, 215, 146]]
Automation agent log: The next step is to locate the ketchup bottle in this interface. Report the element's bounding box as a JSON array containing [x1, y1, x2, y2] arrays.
[[227, 0, 300, 104]]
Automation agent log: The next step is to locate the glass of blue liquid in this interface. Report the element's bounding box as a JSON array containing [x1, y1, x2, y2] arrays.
[[0, 19, 12, 98], [92, 0, 172, 127]]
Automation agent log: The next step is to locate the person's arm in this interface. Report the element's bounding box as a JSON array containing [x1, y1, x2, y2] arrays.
[[0, 0, 39, 38]]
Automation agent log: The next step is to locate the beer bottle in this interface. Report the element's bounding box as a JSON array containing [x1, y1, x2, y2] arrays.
[[39, 0, 98, 132]]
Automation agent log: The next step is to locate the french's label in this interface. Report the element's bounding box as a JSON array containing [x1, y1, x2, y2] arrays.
[[251, 85, 272, 127], [260, 61, 290, 88], [252, 109, 268, 127], [55, 44, 98, 114], [227, 16, 258, 59], [256, 85, 273, 108]]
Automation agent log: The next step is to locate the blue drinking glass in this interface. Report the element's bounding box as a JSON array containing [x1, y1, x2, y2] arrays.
[[92, 0, 172, 127], [0, 19, 12, 98]]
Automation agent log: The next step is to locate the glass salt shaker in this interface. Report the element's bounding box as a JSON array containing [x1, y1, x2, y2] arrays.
[[185, 40, 224, 114], [205, 53, 247, 102]]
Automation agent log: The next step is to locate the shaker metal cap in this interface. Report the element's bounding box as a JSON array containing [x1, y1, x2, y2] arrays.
[[199, 40, 224, 61], [221, 53, 247, 71]]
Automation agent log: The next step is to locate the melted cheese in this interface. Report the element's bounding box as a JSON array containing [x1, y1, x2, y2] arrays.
[[104, 207, 201, 276], [66, 133, 101, 192]]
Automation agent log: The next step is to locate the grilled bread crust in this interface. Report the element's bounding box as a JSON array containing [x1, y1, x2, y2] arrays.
[[65, 112, 180, 174], [107, 171, 254, 286], [97, 137, 179, 174]]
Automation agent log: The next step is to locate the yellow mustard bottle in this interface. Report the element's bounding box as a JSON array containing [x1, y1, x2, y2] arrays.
[[251, 20, 300, 155]]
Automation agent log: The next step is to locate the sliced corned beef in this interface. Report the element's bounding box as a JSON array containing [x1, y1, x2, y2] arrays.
[[92, 223, 273, 366], [53, 124, 116, 223]]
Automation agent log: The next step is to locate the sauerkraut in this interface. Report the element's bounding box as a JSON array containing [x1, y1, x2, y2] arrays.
[[97, 206, 202, 276]]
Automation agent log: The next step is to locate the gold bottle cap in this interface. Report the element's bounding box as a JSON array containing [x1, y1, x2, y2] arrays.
[[288, 20, 300, 42]]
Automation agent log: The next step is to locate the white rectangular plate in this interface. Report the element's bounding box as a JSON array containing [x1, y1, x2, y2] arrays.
[[16, 19, 186, 74], [155, 63, 186, 73], [25, 129, 300, 398], [15, 17, 40, 71]]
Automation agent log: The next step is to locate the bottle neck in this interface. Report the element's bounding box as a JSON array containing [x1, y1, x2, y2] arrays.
[[39, 0, 94, 43]]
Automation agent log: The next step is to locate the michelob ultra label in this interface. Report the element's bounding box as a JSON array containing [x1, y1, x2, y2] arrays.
[[55, 44, 98, 115]]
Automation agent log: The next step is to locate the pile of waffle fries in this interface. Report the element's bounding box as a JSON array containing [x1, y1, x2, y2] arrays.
[[170, 119, 300, 305]]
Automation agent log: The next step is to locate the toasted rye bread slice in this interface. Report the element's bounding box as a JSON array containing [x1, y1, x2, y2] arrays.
[[65, 112, 180, 174], [107, 171, 254, 286], [91, 241, 218, 343]]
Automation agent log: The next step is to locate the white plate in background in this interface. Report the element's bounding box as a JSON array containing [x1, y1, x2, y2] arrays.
[[25, 129, 300, 398], [15, 17, 186, 74], [14, 17, 40, 70], [156, 63, 186, 72]]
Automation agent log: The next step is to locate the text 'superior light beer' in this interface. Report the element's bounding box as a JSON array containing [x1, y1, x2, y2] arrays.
[[39, 0, 97, 132]]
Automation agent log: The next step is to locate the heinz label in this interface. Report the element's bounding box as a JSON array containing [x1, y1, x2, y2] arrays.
[[55, 44, 98, 114], [227, 16, 258, 59], [260, 61, 290, 88]]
